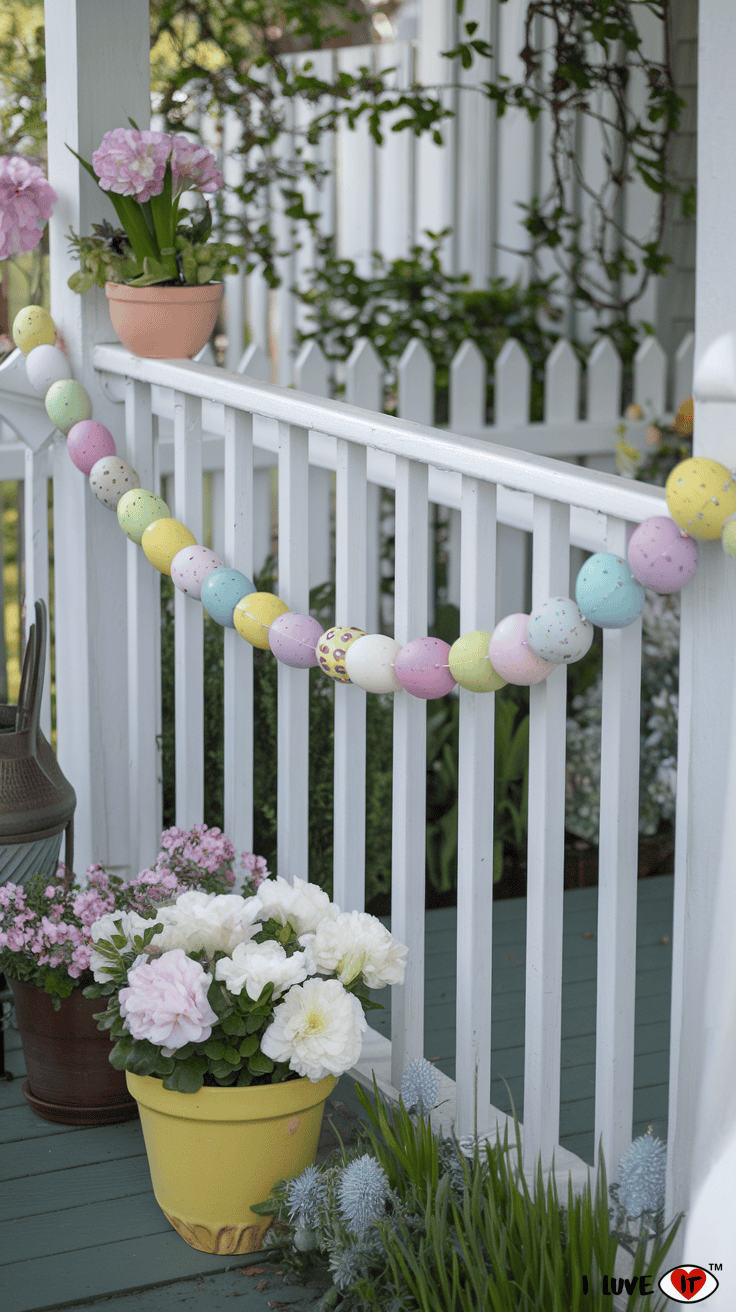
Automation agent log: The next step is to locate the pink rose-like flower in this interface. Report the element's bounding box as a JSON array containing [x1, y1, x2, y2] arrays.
[[170, 135, 223, 196], [0, 156, 57, 260], [119, 949, 218, 1051], [92, 129, 172, 203]]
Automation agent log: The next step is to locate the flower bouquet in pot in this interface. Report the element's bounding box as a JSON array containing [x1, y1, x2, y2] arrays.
[[0, 824, 254, 1125], [66, 124, 242, 357], [85, 875, 408, 1255]]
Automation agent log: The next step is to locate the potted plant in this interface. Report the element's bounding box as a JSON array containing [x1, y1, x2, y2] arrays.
[[66, 125, 242, 358], [0, 824, 255, 1124], [86, 876, 408, 1255]]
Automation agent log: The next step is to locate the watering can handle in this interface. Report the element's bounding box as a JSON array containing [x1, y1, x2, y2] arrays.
[[15, 600, 47, 754]]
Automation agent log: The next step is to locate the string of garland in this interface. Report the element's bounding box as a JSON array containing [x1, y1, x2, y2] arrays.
[[13, 303, 736, 700]]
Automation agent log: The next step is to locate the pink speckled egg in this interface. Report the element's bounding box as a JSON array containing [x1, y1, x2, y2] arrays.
[[488, 614, 556, 686], [268, 612, 324, 668], [627, 516, 698, 594], [67, 420, 117, 475], [393, 637, 456, 700], [170, 546, 224, 600]]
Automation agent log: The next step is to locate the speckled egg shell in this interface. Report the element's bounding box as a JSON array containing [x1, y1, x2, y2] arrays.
[[448, 631, 507, 692], [627, 516, 698, 593], [344, 633, 403, 694], [488, 614, 556, 686], [526, 598, 594, 664], [25, 344, 72, 395], [141, 519, 197, 576], [268, 612, 323, 667], [201, 568, 255, 628], [89, 457, 140, 511], [45, 379, 92, 435], [316, 626, 367, 682], [12, 305, 56, 355], [170, 546, 224, 600], [393, 637, 457, 700], [67, 420, 116, 475], [575, 553, 645, 628], [722, 513, 736, 557], [234, 593, 290, 649], [665, 456, 736, 540], [117, 488, 170, 543]]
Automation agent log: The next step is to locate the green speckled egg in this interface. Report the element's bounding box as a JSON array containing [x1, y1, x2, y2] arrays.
[[12, 305, 56, 355], [44, 379, 92, 435], [117, 488, 170, 543]]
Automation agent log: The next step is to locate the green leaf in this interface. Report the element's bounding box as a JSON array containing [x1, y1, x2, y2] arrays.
[[239, 1034, 260, 1058], [204, 1040, 226, 1060], [248, 1051, 275, 1075], [222, 1014, 247, 1036], [163, 1062, 205, 1093]]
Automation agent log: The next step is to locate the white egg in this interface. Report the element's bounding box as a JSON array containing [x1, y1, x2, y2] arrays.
[[25, 344, 72, 396], [89, 457, 140, 511]]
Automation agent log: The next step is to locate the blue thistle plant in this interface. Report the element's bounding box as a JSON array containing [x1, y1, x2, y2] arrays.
[[400, 1057, 440, 1117], [337, 1154, 390, 1235], [616, 1130, 666, 1218], [328, 1239, 371, 1292], [286, 1164, 327, 1228]]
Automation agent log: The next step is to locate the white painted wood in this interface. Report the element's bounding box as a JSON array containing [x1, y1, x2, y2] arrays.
[[415, 0, 456, 266], [494, 0, 534, 286], [375, 41, 415, 260], [544, 340, 581, 424], [223, 406, 254, 855], [366, 481, 382, 635], [619, 3, 663, 330], [523, 498, 569, 1172], [454, 0, 494, 285], [345, 339, 384, 412], [450, 340, 486, 433], [335, 46, 377, 274], [294, 341, 330, 398], [23, 443, 51, 743], [494, 339, 531, 427], [674, 330, 695, 407], [238, 343, 270, 382], [173, 392, 204, 830], [294, 341, 334, 590], [594, 516, 642, 1176], [397, 339, 434, 427], [633, 336, 667, 417], [276, 422, 310, 883], [222, 107, 246, 373], [455, 475, 497, 1138], [586, 337, 623, 420], [391, 455, 429, 1087]]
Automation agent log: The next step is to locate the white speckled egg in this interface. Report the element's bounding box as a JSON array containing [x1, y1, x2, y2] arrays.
[[25, 344, 72, 395], [89, 457, 140, 510], [117, 488, 170, 543], [12, 305, 55, 355], [44, 379, 92, 435], [526, 598, 594, 664], [344, 633, 402, 693], [170, 546, 224, 600]]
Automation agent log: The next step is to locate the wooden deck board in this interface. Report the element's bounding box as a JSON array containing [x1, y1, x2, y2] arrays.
[[0, 875, 673, 1312]]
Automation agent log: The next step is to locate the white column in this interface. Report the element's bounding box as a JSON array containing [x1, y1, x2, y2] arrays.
[[45, 0, 151, 874]]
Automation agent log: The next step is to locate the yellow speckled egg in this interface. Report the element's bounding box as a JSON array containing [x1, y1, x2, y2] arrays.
[[316, 626, 366, 682], [141, 518, 196, 575], [44, 379, 92, 435], [722, 513, 736, 557], [117, 488, 170, 543], [12, 305, 56, 355], [666, 457, 736, 540], [233, 592, 290, 649], [448, 631, 507, 692]]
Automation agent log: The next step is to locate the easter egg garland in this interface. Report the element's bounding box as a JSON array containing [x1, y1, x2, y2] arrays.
[[14, 304, 729, 698]]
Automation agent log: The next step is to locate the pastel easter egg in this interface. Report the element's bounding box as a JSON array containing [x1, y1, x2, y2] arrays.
[[201, 568, 255, 628], [12, 305, 55, 355], [268, 612, 323, 668], [67, 420, 116, 475], [117, 488, 170, 543], [665, 457, 736, 540], [45, 379, 92, 435], [722, 513, 736, 558], [575, 553, 645, 628], [316, 626, 367, 682], [393, 637, 456, 700], [89, 456, 140, 511], [344, 634, 402, 694], [234, 592, 290, 649], [627, 516, 698, 593], [26, 343, 72, 395], [488, 614, 556, 686], [170, 546, 224, 600], [448, 631, 506, 692], [526, 598, 594, 664], [141, 519, 196, 576]]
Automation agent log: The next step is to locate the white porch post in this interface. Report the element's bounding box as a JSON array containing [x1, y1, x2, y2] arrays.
[[44, 0, 151, 874], [666, 0, 736, 1235]]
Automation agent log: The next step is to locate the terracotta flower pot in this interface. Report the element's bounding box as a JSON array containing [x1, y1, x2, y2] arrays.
[[105, 281, 223, 359], [127, 1070, 337, 1254], [8, 976, 138, 1125]]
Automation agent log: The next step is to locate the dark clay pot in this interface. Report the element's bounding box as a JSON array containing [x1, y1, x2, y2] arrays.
[[8, 976, 138, 1125]]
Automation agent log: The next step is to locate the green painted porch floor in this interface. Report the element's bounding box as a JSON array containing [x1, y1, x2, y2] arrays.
[[1, 875, 673, 1312]]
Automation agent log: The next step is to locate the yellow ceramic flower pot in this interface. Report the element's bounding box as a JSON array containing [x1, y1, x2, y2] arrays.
[[126, 1070, 337, 1254]]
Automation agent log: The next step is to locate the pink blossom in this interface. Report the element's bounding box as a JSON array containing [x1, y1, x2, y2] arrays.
[[119, 949, 218, 1051], [91, 129, 172, 203], [170, 135, 223, 196], [0, 156, 57, 260]]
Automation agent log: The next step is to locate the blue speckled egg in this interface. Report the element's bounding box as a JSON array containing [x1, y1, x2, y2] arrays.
[[201, 567, 254, 628], [527, 598, 594, 663], [575, 553, 645, 629]]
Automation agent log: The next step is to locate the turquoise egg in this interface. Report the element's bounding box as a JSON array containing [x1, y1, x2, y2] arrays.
[[201, 568, 254, 628], [575, 553, 645, 629], [117, 488, 170, 544], [44, 379, 92, 435]]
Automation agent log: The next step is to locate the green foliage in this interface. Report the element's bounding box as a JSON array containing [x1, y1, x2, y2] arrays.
[[0, 2, 46, 158], [66, 214, 241, 292]]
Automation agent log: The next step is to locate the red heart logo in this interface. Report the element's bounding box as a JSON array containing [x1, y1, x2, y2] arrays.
[[670, 1268, 707, 1300]]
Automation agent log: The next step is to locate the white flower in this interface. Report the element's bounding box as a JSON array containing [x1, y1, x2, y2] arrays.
[[215, 940, 311, 1001], [260, 977, 367, 1081], [254, 876, 339, 936], [89, 910, 152, 982], [153, 890, 262, 956], [300, 910, 408, 988]]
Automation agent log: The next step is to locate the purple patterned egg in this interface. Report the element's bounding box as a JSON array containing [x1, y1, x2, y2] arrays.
[[627, 516, 698, 594], [67, 420, 117, 475], [269, 612, 324, 668], [488, 614, 556, 686], [316, 626, 366, 682], [170, 546, 224, 600], [393, 637, 457, 700]]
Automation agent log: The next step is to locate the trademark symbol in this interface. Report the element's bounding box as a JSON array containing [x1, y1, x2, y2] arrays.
[[708, 1264, 722, 1272]]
